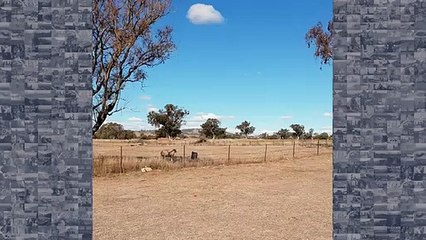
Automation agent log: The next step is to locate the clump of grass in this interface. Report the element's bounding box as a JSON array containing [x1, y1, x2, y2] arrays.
[[142, 159, 180, 171], [93, 154, 232, 177], [93, 155, 183, 176]]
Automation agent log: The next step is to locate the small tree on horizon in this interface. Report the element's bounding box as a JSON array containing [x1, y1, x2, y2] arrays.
[[147, 104, 189, 139], [236, 121, 256, 138], [200, 118, 227, 139], [259, 132, 268, 139], [304, 128, 314, 139], [290, 124, 305, 140], [318, 132, 329, 140], [277, 128, 290, 139]]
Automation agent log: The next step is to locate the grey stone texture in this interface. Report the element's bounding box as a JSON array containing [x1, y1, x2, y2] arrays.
[[333, 0, 426, 239], [0, 0, 92, 239]]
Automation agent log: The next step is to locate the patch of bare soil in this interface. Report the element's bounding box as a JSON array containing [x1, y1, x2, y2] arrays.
[[94, 154, 332, 240]]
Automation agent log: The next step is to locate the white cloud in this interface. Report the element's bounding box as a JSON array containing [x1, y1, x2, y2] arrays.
[[187, 3, 224, 24], [280, 115, 293, 119], [140, 95, 151, 101], [323, 112, 332, 117], [182, 122, 200, 129], [320, 126, 332, 134], [226, 128, 238, 134], [190, 112, 234, 122], [125, 123, 156, 131], [191, 112, 220, 122], [254, 129, 276, 135], [183, 112, 235, 129], [128, 117, 143, 122], [147, 104, 158, 112]]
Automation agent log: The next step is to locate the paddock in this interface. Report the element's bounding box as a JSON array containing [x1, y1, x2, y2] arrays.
[[93, 153, 332, 240]]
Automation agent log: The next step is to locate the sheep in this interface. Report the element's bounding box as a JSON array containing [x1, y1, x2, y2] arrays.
[[160, 149, 177, 161]]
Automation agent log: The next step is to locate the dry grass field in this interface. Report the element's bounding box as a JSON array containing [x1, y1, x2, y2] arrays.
[[93, 138, 332, 176], [94, 152, 332, 240]]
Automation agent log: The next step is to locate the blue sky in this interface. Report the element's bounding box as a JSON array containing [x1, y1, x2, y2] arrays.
[[107, 1, 333, 135]]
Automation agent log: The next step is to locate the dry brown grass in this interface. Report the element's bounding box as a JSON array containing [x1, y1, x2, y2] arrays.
[[94, 153, 332, 240], [93, 139, 332, 176]]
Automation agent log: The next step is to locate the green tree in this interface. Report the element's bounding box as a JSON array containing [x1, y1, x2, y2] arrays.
[[118, 130, 136, 139], [147, 104, 189, 139], [277, 128, 290, 139], [93, 122, 136, 139], [318, 132, 329, 140], [304, 128, 314, 139], [290, 124, 305, 139], [236, 121, 256, 138], [200, 118, 227, 139], [94, 122, 124, 139]]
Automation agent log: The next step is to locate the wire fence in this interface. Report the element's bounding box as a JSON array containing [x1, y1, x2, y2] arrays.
[[93, 139, 332, 176]]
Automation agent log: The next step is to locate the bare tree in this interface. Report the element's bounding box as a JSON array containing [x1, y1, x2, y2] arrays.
[[305, 20, 334, 67], [92, 0, 175, 134]]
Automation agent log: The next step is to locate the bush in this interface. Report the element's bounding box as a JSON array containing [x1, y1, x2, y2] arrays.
[[94, 122, 136, 139], [222, 133, 242, 139], [314, 132, 329, 140], [139, 133, 153, 140], [194, 137, 207, 144]]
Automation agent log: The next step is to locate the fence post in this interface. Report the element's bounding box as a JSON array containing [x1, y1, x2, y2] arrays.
[[264, 144, 268, 162], [317, 139, 320, 155], [227, 145, 231, 164], [292, 140, 295, 159], [183, 144, 186, 167], [101, 157, 105, 175], [120, 146, 123, 173]]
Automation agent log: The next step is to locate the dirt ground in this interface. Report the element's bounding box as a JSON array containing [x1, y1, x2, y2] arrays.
[[94, 153, 332, 240]]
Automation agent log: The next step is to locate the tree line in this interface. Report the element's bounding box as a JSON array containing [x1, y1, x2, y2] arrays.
[[94, 104, 331, 140]]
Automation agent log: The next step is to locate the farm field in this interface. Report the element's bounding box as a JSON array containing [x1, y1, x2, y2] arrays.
[[93, 152, 332, 240]]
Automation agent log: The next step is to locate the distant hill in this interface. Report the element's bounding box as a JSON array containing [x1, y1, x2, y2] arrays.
[[181, 128, 201, 135]]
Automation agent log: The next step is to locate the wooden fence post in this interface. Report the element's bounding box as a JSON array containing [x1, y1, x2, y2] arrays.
[[101, 157, 105, 175], [227, 145, 231, 164], [264, 144, 268, 162], [183, 144, 186, 167], [293, 140, 295, 159], [317, 139, 320, 155], [120, 146, 123, 173]]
